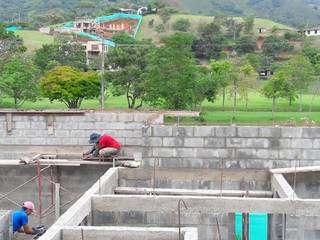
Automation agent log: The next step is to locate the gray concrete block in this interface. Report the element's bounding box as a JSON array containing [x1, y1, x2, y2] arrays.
[[120, 211, 144, 225], [55, 130, 70, 138], [152, 148, 176, 157], [125, 138, 143, 146], [279, 149, 301, 159], [215, 127, 236, 137], [314, 139, 320, 148], [14, 122, 31, 129], [133, 130, 142, 138], [23, 130, 39, 137], [269, 139, 291, 149], [194, 126, 214, 137], [246, 138, 270, 148], [196, 149, 231, 158], [99, 113, 118, 122], [163, 137, 184, 147], [14, 138, 30, 145], [31, 122, 46, 129], [78, 138, 89, 145], [109, 122, 126, 130], [125, 123, 143, 130], [46, 138, 62, 145], [176, 148, 197, 158], [78, 122, 94, 130], [256, 149, 278, 159], [117, 130, 134, 138], [118, 113, 134, 122], [226, 138, 246, 148], [259, 127, 281, 138], [70, 130, 87, 138], [292, 139, 313, 149], [302, 150, 320, 160], [152, 126, 172, 137], [204, 138, 225, 148], [30, 138, 47, 145], [172, 126, 194, 137], [237, 127, 259, 137], [144, 212, 160, 225], [94, 122, 110, 129], [62, 138, 78, 145], [142, 126, 152, 137], [235, 149, 257, 159], [134, 113, 150, 122], [281, 128, 302, 138], [144, 137, 162, 147], [57, 121, 78, 130], [184, 138, 204, 147], [302, 128, 320, 138]]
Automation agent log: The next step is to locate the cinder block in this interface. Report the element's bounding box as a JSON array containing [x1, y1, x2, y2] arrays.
[[281, 128, 302, 138], [279, 149, 301, 159], [203, 138, 225, 148], [55, 130, 69, 138], [14, 122, 31, 129], [94, 122, 110, 129], [172, 126, 194, 137], [292, 139, 313, 149], [30, 138, 46, 145], [143, 137, 162, 146], [302, 150, 320, 160], [46, 138, 62, 145], [23, 130, 38, 137], [256, 149, 278, 159], [142, 126, 151, 137], [57, 121, 78, 130], [314, 139, 320, 148], [246, 138, 270, 148], [144, 212, 160, 225], [235, 149, 257, 159], [30, 122, 46, 129], [132, 130, 142, 138], [62, 138, 78, 145], [78, 122, 94, 130], [269, 139, 291, 149], [237, 127, 259, 137], [226, 138, 246, 148], [120, 211, 144, 224], [185, 138, 204, 147], [125, 138, 142, 146], [117, 130, 134, 138], [152, 126, 172, 137], [196, 149, 223, 158], [70, 130, 87, 138], [302, 128, 320, 138], [215, 127, 236, 137], [152, 148, 176, 157], [15, 138, 30, 145], [118, 113, 134, 122], [78, 138, 89, 145], [163, 137, 184, 147], [109, 122, 126, 130], [176, 148, 197, 157], [259, 127, 281, 138], [125, 122, 143, 130], [134, 113, 150, 122], [194, 126, 214, 137]]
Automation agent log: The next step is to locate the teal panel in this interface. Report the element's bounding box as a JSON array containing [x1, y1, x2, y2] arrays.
[[235, 213, 268, 240]]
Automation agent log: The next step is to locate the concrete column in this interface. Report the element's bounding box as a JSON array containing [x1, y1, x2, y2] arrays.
[[55, 183, 60, 221]]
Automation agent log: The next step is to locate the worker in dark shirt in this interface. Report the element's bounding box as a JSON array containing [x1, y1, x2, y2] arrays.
[[84, 133, 121, 158]]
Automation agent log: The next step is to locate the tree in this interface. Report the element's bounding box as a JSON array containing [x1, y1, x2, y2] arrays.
[[0, 57, 39, 107], [158, 7, 172, 25], [286, 55, 315, 111], [107, 36, 152, 109], [235, 35, 256, 55], [262, 35, 294, 59], [34, 42, 87, 72], [40, 66, 100, 109], [263, 70, 295, 120], [210, 60, 234, 111], [225, 18, 243, 40], [143, 32, 200, 109], [243, 16, 255, 34], [172, 18, 191, 32]]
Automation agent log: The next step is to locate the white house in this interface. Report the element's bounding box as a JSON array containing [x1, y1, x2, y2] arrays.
[[299, 27, 320, 36]]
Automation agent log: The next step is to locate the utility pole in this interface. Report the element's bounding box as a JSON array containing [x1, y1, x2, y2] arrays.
[[100, 41, 105, 110]]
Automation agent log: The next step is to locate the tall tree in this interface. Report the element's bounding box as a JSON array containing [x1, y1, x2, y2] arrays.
[[262, 35, 294, 59], [243, 16, 255, 34], [143, 32, 200, 109], [40, 66, 100, 109], [0, 57, 39, 107]]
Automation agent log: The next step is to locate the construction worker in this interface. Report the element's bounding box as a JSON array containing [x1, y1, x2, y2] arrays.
[[84, 133, 121, 158], [12, 201, 45, 237]]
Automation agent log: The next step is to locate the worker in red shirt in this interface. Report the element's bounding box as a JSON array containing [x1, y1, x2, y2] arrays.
[[84, 133, 121, 158]]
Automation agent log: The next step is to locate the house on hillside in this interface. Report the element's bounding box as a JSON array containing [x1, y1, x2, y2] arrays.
[[257, 27, 267, 34], [298, 27, 320, 36]]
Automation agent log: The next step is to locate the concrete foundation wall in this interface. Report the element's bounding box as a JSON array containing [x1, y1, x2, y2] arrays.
[[142, 126, 320, 169], [286, 215, 320, 240], [0, 211, 11, 240]]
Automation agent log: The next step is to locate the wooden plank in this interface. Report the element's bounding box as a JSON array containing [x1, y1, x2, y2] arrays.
[[83, 156, 135, 161], [114, 187, 273, 198]]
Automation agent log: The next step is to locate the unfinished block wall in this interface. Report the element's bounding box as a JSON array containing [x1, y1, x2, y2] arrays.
[[142, 125, 320, 170], [0, 211, 11, 240]]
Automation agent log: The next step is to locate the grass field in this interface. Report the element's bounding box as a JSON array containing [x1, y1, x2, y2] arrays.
[[1, 92, 319, 125], [15, 30, 54, 52], [137, 14, 293, 42]]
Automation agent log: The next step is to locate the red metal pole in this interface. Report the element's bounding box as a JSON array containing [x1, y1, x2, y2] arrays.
[[37, 161, 42, 224]]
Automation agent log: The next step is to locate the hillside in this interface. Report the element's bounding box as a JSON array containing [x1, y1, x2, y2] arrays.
[[137, 14, 293, 42], [1, 0, 320, 27]]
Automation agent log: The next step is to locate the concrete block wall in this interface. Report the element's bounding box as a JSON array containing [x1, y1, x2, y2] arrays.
[[142, 126, 320, 170], [0, 211, 11, 240], [286, 215, 320, 240], [0, 112, 158, 159]]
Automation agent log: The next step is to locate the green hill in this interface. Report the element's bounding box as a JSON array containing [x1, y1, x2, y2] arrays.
[[15, 30, 54, 52], [137, 14, 293, 42]]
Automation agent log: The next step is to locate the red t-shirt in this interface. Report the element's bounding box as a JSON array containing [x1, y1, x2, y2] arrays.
[[97, 134, 121, 150]]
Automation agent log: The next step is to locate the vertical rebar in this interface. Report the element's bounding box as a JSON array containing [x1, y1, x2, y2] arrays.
[[219, 158, 224, 197], [216, 217, 221, 240], [81, 227, 84, 240], [152, 158, 158, 195], [37, 161, 42, 224], [178, 199, 188, 240]]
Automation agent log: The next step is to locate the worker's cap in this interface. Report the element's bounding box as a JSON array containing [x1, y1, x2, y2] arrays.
[[23, 201, 36, 212], [89, 133, 101, 144]]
